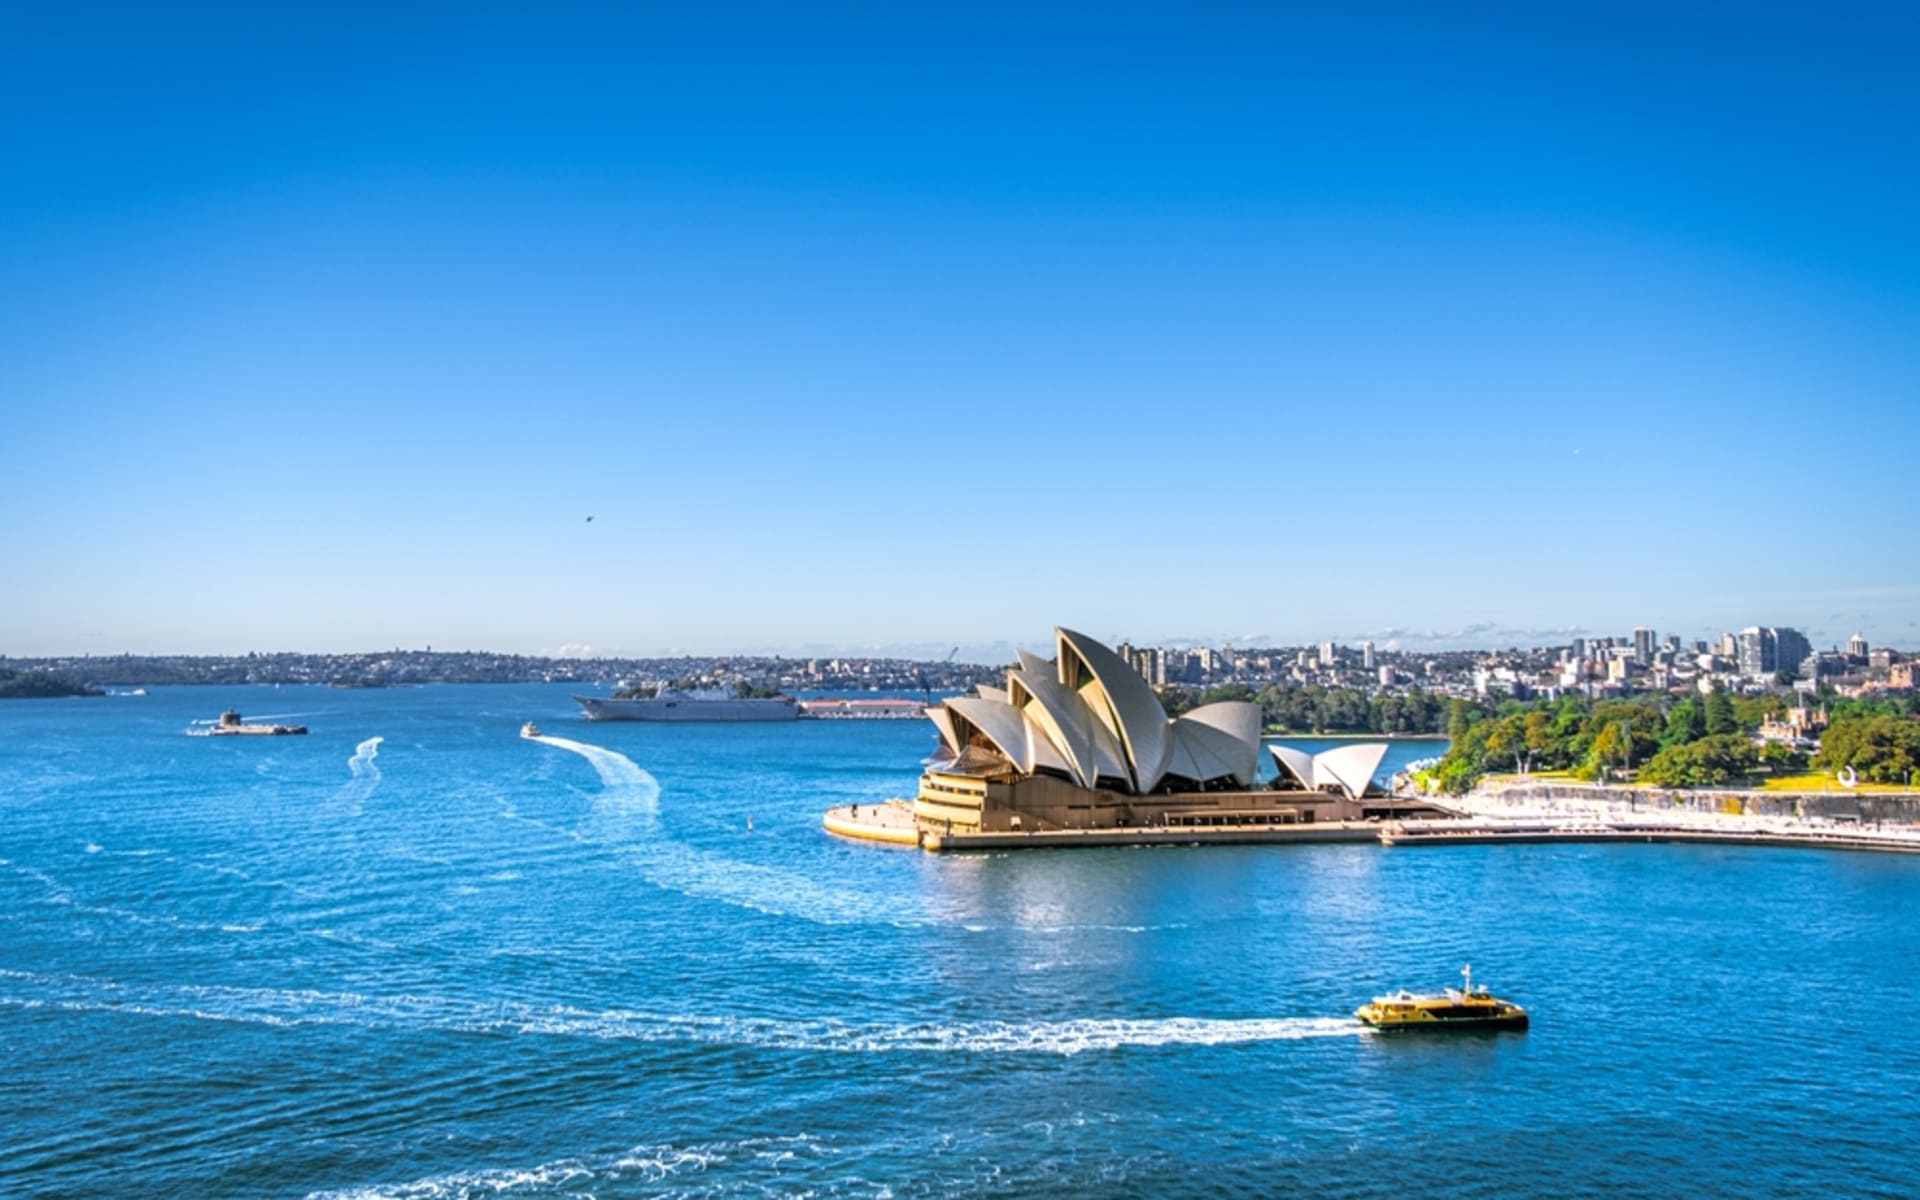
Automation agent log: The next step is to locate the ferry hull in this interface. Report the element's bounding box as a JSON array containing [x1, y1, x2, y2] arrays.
[[1355, 1008, 1529, 1031]]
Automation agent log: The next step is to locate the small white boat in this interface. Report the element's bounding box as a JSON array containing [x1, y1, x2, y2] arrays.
[[521, 721, 542, 739]]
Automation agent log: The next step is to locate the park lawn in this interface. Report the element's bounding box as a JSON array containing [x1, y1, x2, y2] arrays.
[[1757, 771, 1912, 793], [1481, 769, 1577, 784]]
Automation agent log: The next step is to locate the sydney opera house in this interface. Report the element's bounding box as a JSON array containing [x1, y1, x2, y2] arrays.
[[913, 628, 1396, 835]]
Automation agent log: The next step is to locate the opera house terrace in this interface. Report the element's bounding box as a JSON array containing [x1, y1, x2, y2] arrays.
[[825, 628, 1438, 851]]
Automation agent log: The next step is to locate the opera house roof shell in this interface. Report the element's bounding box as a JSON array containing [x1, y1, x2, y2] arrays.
[[1268, 742, 1390, 801], [926, 628, 1263, 795]]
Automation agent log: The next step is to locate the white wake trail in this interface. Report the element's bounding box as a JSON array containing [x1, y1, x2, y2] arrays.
[[526, 734, 914, 925], [526, 734, 658, 822], [332, 736, 385, 814], [0, 969, 1362, 1055]]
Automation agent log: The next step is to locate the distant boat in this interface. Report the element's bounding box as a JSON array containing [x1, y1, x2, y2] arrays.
[[574, 688, 800, 723], [187, 709, 308, 737], [521, 721, 542, 739]]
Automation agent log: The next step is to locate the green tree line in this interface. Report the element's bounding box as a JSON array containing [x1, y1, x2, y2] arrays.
[[1430, 688, 1920, 794], [1160, 683, 1451, 736]]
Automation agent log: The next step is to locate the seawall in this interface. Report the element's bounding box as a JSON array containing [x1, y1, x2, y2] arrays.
[[1471, 781, 1920, 826]]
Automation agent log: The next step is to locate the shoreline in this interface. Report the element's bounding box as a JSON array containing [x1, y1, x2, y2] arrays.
[[1262, 732, 1448, 741], [822, 803, 1920, 857]]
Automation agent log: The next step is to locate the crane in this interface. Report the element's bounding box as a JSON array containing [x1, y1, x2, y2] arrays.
[[918, 646, 959, 708]]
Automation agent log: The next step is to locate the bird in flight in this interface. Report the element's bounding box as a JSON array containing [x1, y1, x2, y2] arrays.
[[586, 515, 594, 523]]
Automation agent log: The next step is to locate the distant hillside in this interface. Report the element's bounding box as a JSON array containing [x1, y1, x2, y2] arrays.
[[0, 669, 103, 699]]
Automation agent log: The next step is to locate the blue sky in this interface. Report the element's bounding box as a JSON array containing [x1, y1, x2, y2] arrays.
[[3, 2, 1916, 658]]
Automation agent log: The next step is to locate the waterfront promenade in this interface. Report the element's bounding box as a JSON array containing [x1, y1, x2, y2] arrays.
[[824, 791, 1920, 855]]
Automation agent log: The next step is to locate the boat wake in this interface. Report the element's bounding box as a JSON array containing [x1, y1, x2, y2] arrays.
[[332, 737, 385, 814], [0, 968, 1359, 1055], [525, 733, 658, 820], [526, 734, 913, 926], [308, 1135, 824, 1199]]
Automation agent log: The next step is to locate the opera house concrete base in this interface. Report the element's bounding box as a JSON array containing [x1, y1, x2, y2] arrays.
[[822, 801, 1383, 851], [920, 821, 1382, 852], [912, 769, 1374, 835], [822, 800, 923, 847]]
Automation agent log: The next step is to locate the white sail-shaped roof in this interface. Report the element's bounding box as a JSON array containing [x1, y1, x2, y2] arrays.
[[1015, 648, 1055, 676], [1010, 664, 1128, 788], [1178, 701, 1262, 786], [1163, 721, 1238, 785], [1020, 707, 1072, 776], [1313, 742, 1389, 800], [1057, 627, 1172, 792], [1267, 742, 1390, 799], [945, 696, 1033, 772], [1165, 717, 1258, 787], [1269, 744, 1316, 791], [927, 704, 960, 754], [1013, 664, 1090, 787], [925, 627, 1264, 798]]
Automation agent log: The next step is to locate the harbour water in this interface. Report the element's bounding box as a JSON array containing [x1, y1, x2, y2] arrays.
[[4, 686, 1917, 1198]]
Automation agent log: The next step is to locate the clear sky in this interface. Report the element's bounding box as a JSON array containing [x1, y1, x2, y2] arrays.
[[3, 2, 1916, 659]]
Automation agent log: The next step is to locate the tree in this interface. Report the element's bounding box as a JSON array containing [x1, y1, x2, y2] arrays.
[[1447, 698, 1471, 741], [1524, 710, 1556, 768], [1704, 687, 1738, 736], [1732, 693, 1785, 730], [1575, 703, 1663, 780], [1578, 723, 1626, 780], [1758, 740, 1805, 771], [1813, 713, 1920, 784], [1661, 699, 1706, 749], [1639, 734, 1760, 787], [1484, 714, 1532, 774]]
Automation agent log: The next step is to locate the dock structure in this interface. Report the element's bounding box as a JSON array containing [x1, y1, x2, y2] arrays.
[[822, 804, 1382, 851], [1377, 818, 1920, 855]]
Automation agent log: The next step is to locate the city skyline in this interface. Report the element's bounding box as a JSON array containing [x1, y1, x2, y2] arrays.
[[4, 4, 1916, 657], [6, 611, 1903, 666]]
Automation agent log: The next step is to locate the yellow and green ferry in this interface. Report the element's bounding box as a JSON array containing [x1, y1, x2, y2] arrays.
[[1356, 965, 1528, 1031]]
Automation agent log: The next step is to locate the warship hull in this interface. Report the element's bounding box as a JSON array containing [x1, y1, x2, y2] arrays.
[[573, 695, 801, 722]]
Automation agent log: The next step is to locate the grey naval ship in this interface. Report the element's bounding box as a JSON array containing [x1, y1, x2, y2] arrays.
[[573, 687, 801, 722]]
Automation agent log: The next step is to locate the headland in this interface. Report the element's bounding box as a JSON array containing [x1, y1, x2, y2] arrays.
[[824, 625, 1920, 857]]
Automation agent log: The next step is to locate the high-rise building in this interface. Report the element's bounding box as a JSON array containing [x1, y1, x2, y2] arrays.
[[1633, 627, 1656, 665], [1776, 627, 1811, 678], [1361, 641, 1376, 670], [1738, 626, 1812, 680], [1849, 633, 1869, 659], [1319, 641, 1337, 667]]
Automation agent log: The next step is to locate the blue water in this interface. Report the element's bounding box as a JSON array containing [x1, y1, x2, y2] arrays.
[[3, 686, 1917, 1198]]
